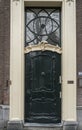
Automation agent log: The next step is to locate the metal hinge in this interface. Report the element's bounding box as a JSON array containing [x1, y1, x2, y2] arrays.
[[7, 80, 12, 86], [59, 76, 62, 84]]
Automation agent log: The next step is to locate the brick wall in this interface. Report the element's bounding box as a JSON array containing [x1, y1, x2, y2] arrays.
[[76, 0, 82, 106], [0, 0, 10, 105]]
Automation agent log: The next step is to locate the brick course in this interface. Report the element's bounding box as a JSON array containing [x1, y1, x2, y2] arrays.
[[0, 0, 10, 104]]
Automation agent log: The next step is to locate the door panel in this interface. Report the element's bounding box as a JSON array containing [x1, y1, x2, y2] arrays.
[[25, 51, 61, 123], [25, 8, 61, 123]]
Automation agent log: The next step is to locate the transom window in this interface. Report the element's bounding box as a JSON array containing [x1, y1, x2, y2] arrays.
[[25, 8, 61, 46]]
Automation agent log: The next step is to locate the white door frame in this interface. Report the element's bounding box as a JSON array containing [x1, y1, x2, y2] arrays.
[[10, 0, 76, 122]]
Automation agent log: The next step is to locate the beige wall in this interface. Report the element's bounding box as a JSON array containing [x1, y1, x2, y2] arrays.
[[10, 0, 76, 122]]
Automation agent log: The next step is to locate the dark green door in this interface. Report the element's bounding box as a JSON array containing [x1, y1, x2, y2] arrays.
[[24, 8, 61, 123]]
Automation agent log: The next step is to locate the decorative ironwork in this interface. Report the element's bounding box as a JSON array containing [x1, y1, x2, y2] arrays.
[[24, 41, 62, 54], [25, 8, 61, 47]]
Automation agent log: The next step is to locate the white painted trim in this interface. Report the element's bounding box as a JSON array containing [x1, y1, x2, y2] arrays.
[[10, 0, 24, 120], [10, 0, 76, 122], [62, 0, 76, 121]]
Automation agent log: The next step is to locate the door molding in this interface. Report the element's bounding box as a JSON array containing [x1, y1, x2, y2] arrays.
[[24, 41, 62, 54], [10, 0, 76, 122]]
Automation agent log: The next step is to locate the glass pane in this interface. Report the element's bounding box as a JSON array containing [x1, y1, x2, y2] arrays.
[[25, 8, 61, 46]]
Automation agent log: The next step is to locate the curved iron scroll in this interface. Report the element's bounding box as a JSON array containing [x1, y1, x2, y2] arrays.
[[24, 41, 62, 54]]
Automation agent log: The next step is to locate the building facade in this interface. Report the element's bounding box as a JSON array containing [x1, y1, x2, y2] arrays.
[[0, 0, 82, 130]]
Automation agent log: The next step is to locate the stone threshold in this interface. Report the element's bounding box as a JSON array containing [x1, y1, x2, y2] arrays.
[[24, 123, 63, 127], [7, 120, 78, 130]]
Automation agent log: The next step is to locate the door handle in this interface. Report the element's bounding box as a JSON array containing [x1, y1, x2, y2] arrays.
[[59, 76, 62, 84]]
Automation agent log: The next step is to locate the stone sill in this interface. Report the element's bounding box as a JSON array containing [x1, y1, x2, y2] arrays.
[[24, 123, 63, 127]]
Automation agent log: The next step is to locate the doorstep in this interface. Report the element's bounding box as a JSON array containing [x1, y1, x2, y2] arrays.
[[7, 120, 78, 130]]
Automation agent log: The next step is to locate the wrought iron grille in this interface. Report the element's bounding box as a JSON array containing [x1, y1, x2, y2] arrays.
[[25, 8, 61, 47]]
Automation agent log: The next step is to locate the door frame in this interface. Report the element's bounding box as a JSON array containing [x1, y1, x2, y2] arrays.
[[10, 0, 76, 123], [24, 7, 62, 123]]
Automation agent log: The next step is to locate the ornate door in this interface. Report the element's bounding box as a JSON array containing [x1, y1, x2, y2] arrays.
[[24, 8, 61, 123]]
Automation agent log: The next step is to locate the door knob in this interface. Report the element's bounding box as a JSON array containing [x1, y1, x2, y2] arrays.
[[41, 72, 45, 76]]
